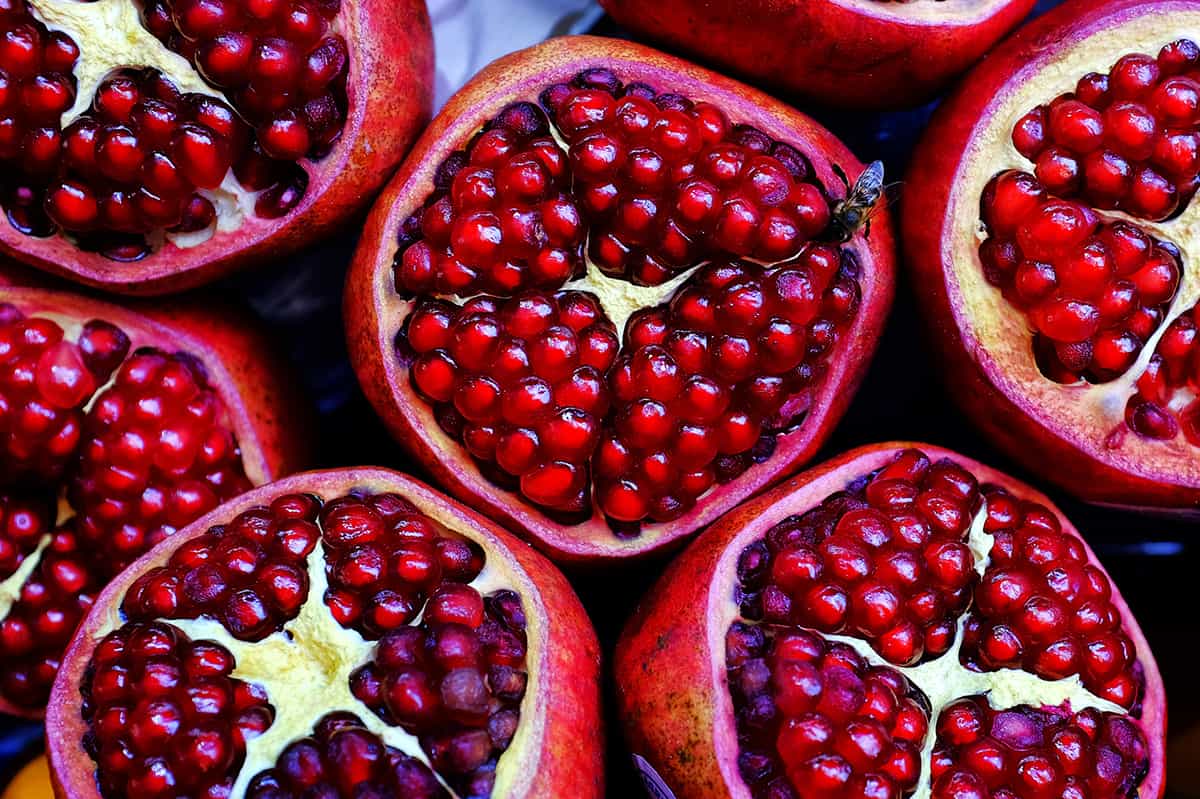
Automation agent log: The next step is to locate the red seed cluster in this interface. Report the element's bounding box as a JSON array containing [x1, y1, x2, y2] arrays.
[[87, 490, 529, 797], [122, 494, 320, 640], [726, 449, 1150, 799], [1123, 302, 1200, 443], [81, 621, 275, 799], [737, 449, 981, 667], [0, 519, 106, 706], [0, 307, 129, 482], [964, 487, 1142, 709], [392, 69, 858, 533], [246, 712, 446, 799], [1012, 40, 1200, 221], [70, 348, 252, 574], [350, 588, 528, 797], [979, 171, 1181, 383], [930, 697, 1149, 799], [395, 102, 586, 297], [726, 622, 930, 799], [541, 70, 831, 285], [0, 305, 249, 711], [140, 0, 349, 161], [1, 0, 337, 257]]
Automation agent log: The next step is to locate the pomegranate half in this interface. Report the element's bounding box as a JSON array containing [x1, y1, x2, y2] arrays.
[[597, 0, 1036, 110], [0, 0, 432, 294], [46, 468, 603, 799], [1, 270, 310, 718], [617, 442, 1165, 799], [346, 36, 895, 563], [904, 0, 1200, 513]]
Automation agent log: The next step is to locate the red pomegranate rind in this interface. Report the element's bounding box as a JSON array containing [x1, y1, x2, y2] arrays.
[[347, 36, 895, 563], [47, 468, 603, 799], [903, 0, 1200, 512], [615, 442, 1165, 799], [597, 0, 1036, 109], [0, 282, 310, 718], [0, 0, 432, 295]]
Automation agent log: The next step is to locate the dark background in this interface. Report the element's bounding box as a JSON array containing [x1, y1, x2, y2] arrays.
[[3, 0, 1197, 795]]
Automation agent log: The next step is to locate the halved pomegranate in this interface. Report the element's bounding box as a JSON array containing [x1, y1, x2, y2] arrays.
[[46, 468, 603, 799], [0, 270, 309, 718], [346, 36, 895, 563], [0, 0, 432, 294], [904, 0, 1200, 513], [597, 0, 1036, 110], [616, 443, 1165, 799]]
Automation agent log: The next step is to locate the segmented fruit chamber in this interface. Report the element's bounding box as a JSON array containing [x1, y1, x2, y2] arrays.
[[725, 448, 1153, 799], [976, 35, 1200, 450], [0, 0, 353, 261], [0, 294, 259, 714], [386, 61, 884, 542], [63, 484, 543, 799]]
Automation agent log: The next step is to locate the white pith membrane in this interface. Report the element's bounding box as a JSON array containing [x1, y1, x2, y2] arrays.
[[391, 104, 879, 535], [724, 488, 1140, 799], [81, 493, 534, 799], [948, 15, 1200, 483], [13, 0, 337, 250]]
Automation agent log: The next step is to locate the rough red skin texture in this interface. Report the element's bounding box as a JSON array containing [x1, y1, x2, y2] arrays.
[[597, 0, 1036, 110], [903, 0, 1200, 515], [44, 468, 604, 799], [0, 263, 312, 716], [614, 442, 1166, 799], [345, 35, 896, 564], [0, 0, 433, 296]]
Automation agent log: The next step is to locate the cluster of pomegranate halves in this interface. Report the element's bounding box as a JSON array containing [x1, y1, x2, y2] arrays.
[[0, 0, 1187, 798]]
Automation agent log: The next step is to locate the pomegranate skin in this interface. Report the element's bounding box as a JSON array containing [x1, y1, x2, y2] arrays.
[[615, 441, 1167, 799], [904, 0, 1200, 515], [44, 468, 604, 799], [346, 35, 896, 565], [0, 0, 433, 296], [0, 265, 312, 718], [598, 0, 1035, 110]]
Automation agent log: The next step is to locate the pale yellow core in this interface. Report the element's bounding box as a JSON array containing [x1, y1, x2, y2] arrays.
[[21, 0, 260, 246], [86, 535, 517, 799], [948, 16, 1200, 478]]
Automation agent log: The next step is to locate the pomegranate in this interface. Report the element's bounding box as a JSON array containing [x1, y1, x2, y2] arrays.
[[616, 442, 1165, 799], [346, 36, 896, 563], [597, 0, 1036, 110], [904, 0, 1200, 513], [45, 468, 603, 799], [0, 0, 432, 295], [0, 270, 309, 718]]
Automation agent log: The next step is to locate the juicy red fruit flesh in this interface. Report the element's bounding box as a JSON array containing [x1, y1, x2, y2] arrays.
[[726, 448, 1150, 799], [393, 68, 865, 536], [85, 489, 529, 799], [0, 302, 251, 711], [978, 39, 1200, 446], [0, 0, 348, 259]]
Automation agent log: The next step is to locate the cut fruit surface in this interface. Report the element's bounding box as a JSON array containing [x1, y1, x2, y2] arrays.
[[346, 36, 895, 563], [46, 469, 603, 799], [0, 274, 309, 718], [904, 0, 1200, 513], [0, 0, 432, 294], [597, 0, 1036, 109], [616, 442, 1165, 799]]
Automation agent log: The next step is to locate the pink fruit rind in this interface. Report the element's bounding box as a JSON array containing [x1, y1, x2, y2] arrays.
[[904, 0, 1200, 513], [0, 0, 434, 296], [45, 467, 604, 799], [346, 35, 896, 564], [615, 441, 1167, 799]]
